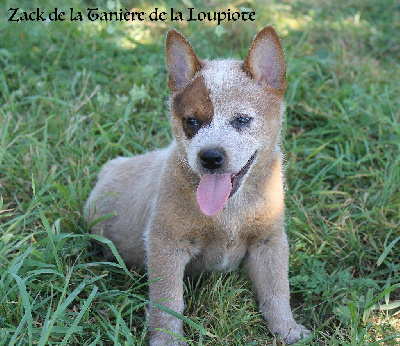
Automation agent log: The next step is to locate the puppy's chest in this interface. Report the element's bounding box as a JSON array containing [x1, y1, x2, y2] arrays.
[[185, 224, 266, 274], [187, 237, 246, 273]]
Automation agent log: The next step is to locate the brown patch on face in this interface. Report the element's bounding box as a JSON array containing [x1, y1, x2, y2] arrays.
[[171, 75, 214, 139]]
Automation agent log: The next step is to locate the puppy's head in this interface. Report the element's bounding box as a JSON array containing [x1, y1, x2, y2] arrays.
[[166, 26, 286, 216]]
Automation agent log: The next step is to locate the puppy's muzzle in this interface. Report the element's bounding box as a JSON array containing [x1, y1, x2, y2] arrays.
[[199, 148, 226, 171]]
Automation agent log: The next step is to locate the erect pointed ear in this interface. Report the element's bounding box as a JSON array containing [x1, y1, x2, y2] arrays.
[[242, 26, 286, 93], [166, 29, 202, 93]]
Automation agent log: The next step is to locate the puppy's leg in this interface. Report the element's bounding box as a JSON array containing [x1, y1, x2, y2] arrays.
[[148, 238, 190, 346], [245, 231, 311, 344]]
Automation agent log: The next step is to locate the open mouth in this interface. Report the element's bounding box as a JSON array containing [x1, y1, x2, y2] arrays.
[[229, 151, 257, 197], [196, 151, 258, 216]]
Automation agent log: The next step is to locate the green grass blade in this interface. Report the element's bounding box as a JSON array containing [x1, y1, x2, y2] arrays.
[[9, 274, 33, 345], [377, 236, 400, 266], [60, 285, 98, 345], [89, 234, 135, 280], [38, 270, 86, 345]]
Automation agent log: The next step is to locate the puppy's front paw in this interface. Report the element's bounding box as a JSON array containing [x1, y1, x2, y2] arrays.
[[272, 322, 311, 344]]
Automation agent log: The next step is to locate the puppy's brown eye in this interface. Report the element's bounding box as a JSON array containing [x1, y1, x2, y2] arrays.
[[232, 115, 252, 129]]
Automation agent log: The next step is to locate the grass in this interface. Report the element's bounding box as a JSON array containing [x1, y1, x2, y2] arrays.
[[1, 0, 399, 344]]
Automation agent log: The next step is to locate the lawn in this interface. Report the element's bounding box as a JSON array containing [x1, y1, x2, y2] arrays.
[[0, 0, 399, 344]]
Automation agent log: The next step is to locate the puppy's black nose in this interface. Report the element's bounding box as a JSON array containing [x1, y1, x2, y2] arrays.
[[199, 148, 225, 170]]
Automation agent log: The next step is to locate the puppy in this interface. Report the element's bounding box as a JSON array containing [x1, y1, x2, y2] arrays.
[[85, 26, 311, 345]]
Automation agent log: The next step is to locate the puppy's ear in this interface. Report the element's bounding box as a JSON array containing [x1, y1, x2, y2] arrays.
[[166, 29, 202, 93], [242, 26, 286, 93]]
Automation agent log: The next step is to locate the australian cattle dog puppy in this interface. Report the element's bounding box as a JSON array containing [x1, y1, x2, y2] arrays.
[[85, 26, 311, 344]]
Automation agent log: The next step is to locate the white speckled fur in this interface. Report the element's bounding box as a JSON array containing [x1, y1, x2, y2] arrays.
[[184, 61, 261, 174]]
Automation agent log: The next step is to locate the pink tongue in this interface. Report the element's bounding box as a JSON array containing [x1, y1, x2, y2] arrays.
[[197, 174, 232, 216]]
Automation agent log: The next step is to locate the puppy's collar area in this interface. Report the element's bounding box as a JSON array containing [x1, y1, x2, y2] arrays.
[[196, 151, 257, 216]]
